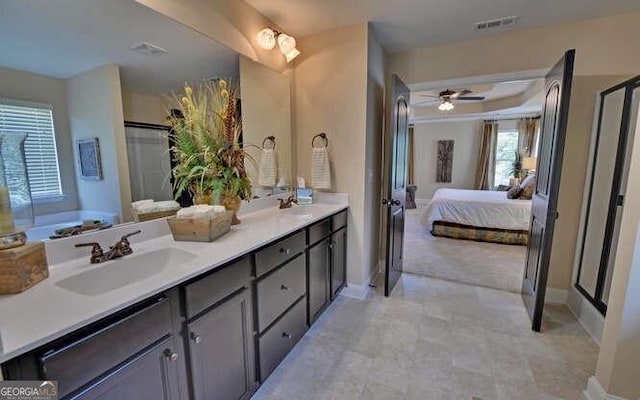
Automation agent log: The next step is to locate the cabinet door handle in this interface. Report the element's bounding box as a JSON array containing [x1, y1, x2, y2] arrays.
[[164, 349, 179, 362], [190, 332, 202, 344], [280, 284, 289, 291], [280, 248, 291, 255], [282, 332, 292, 339]]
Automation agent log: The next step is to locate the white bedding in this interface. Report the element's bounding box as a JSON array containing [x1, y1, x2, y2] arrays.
[[420, 188, 532, 231]]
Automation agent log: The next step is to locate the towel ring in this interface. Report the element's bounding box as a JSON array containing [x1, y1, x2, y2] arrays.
[[312, 133, 328, 148], [262, 135, 276, 149]]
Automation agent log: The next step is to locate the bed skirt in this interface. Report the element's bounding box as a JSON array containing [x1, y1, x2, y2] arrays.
[[431, 221, 529, 246]]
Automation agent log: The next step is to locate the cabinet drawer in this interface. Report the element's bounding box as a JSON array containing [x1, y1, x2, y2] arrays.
[[332, 210, 347, 231], [308, 219, 331, 246], [41, 296, 172, 398], [259, 298, 307, 380], [255, 231, 305, 277], [184, 256, 251, 319], [257, 254, 306, 331]]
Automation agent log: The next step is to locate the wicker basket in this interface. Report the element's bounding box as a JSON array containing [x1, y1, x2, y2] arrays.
[[166, 212, 232, 242], [132, 209, 179, 222]]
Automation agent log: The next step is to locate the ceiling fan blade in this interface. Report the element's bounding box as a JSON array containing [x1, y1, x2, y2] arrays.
[[417, 94, 440, 98], [451, 89, 472, 98], [457, 96, 486, 101]]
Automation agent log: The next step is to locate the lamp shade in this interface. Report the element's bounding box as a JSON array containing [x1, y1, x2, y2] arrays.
[[285, 48, 301, 63], [522, 156, 537, 170], [256, 28, 276, 50], [277, 33, 296, 54]]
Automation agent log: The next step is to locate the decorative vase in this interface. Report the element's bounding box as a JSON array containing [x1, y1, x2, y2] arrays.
[[219, 194, 242, 225], [193, 190, 212, 206], [0, 132, 34, 232]]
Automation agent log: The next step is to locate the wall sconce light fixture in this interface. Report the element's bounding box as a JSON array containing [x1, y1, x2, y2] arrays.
[[257, 28, 301, 63]]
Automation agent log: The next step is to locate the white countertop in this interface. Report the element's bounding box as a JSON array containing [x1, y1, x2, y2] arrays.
[[0, 201, 348, 363]]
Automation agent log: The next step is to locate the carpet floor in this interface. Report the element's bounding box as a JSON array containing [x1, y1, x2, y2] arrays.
[[403, 206, 527, 293]]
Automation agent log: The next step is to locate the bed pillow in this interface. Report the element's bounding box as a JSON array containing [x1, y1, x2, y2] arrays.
[[507, 186, 522, 199], [520, 174, 536, 189], [520, 185, 534, 200]]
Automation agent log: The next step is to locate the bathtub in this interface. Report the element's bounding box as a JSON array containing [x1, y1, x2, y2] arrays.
[[27, 210, 120, 241]]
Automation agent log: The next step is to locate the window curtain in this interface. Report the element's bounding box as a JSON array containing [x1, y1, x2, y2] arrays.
[[407, 125, 415, 184], [518, 117, 539, 156], [474, 120, 498, 190]]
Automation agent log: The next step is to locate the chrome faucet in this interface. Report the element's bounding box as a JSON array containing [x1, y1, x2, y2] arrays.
[[278, 196, 297, 209], [76, 230, 141, 264]]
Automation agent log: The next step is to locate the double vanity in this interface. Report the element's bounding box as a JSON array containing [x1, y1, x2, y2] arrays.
[[0, 200, 348, 400]]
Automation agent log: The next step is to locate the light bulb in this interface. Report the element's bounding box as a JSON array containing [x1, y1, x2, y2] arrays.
[[257, 28, 276, 50], [285, 48, 301, 63], [277, 33, 296, 54], [438, 101, 454, 111]]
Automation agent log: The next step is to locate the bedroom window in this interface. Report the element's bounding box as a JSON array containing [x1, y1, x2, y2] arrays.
[[494, 129, 519, 187], [0, 101, 63, 200]]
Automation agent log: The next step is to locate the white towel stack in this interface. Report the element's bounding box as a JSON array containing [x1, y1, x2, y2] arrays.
[[258, 148, 277, 187], [311, 147, 331, 189], [176, 205, 226, 219]]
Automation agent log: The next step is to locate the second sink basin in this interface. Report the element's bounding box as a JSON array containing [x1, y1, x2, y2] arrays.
[[57, 248, 197, 296]]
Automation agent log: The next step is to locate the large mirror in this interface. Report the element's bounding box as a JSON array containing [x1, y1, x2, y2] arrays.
[[0, 0, 293, 240]]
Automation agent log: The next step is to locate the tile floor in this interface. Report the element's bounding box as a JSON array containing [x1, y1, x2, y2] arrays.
[[403, 207, 527, 293], [251, 275, 598, 400]]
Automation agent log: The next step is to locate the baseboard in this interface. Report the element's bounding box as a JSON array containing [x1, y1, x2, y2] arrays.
[[584, 376, 628, 400], [567, 286, 604, 345], [545, 287, 568, 304], [340, 270, 376, 300]]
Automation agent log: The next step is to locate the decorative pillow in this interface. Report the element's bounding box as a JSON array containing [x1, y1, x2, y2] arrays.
[[520, 174, 536, 189], [520, 185, 534, 200], [507, 186, 522, 199]]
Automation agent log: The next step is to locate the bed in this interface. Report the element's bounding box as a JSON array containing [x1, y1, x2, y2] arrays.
[[420, 188, 532, 245]]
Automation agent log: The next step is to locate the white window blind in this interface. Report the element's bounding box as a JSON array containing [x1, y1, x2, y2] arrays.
[[0, 102, 63, 199]]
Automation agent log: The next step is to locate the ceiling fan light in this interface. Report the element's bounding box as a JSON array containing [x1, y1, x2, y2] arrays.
[[257, 28, 276, 50], [438, 101, 454, 111], [277, 33, 296, 54], [285, 48, 301, 63]]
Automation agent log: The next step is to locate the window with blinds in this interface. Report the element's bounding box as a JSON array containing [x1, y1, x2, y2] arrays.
[[0, 102, 63, 199]]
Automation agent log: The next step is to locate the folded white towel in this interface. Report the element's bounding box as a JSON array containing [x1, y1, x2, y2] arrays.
[[258, 148, 277, 187], [311, 147, 331, 190]]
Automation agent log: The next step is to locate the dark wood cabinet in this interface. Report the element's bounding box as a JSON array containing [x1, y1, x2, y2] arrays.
[[308, 238, 330, 323], [1, 209, 348, 400], [186, 288, 256, 400], [69, 337, 182, 400], [330, 227, 347, 298]]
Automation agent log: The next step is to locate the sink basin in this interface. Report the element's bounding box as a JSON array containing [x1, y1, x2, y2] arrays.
[[57, 248, 197, 296], [281, 206, 314, 218]]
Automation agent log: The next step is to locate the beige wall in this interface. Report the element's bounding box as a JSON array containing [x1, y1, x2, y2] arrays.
[[389, 11, 640, 291], [364, 27, 386, 285], [67, 65, 131, 221], [121, 90, 170, 126], [0, 66, 80, 215], [412, 120, 481, 199], [294, 23, 370, 290], [389, 11, 640, 84], [239, 56, 293, 189], [595, 99, 640, 399]]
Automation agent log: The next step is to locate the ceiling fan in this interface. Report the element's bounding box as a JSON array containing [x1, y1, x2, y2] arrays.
[[419, 89, 486, 111]]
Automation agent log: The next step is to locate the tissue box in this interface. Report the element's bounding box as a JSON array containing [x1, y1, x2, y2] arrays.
[[166, 212, 232, 242], [0, 242, 49, 294]]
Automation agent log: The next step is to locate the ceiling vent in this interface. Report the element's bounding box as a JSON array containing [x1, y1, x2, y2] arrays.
[[475, 16, 518, 31], [130, 42, 167, 56]]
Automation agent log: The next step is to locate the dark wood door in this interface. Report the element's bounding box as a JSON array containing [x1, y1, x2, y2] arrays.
[[330, 227, 347, 298], [187, 288, 256, 400], [71, 337, 182, 400], [383, 74, 410, 296], [522, 50, 575, 332], [308, 238, 330, 323]]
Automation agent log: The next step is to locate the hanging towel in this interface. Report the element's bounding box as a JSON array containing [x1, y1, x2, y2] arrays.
[[258, 148, 277, 186], [311, 147, 331, 189]]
